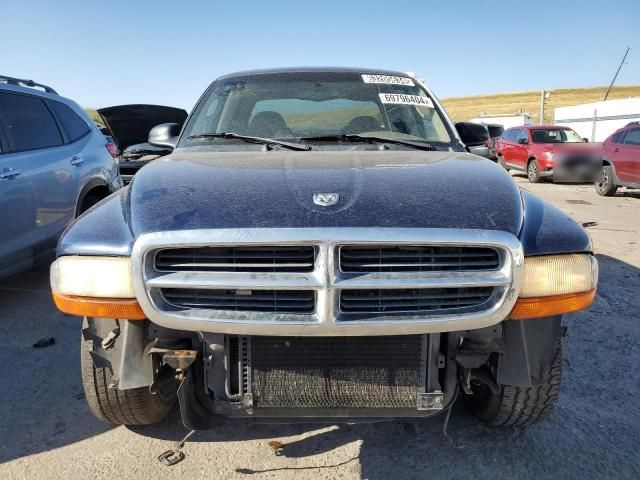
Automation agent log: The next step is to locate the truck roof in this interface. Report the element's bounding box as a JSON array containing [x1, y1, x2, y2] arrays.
[[217, 66, 412, 80]]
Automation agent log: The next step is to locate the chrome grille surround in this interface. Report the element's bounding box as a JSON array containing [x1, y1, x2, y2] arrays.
[[131, 228, 524, 336]]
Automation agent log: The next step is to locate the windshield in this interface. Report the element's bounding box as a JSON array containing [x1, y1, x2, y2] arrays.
[[531, 128, 583, 144], [179, 72, 452, 148], [487, 125, 504, 138]]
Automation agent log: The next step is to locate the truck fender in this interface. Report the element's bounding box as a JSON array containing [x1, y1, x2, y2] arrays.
[[519, 190, 592, 255], [59, 187, 134, 257]]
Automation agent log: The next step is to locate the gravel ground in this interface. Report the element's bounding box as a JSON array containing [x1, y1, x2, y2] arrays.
[[0, 174, 638, 480]]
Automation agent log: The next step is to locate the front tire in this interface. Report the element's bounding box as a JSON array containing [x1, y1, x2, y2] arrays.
[[463, 338, 563, 427], [595, 165, 618, 196], [527, 159, 542, 183], [80, 328, 174, 425]]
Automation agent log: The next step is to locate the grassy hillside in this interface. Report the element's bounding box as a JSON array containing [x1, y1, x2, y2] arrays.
[[85, 108, 102, 126], [441, 85, 640, 124]]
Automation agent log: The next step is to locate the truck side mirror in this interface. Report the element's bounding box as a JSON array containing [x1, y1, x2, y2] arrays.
[[583, 138, 589, 143], [148, 123, 181, 150], [455, 122, 490, 147], [517, 138, 529, 145]]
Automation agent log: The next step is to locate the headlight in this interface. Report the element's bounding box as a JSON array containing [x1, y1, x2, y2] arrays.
[[50, 256, 145, 319], [543, 152, 554, 160], [511, 254, 598, 320], [51, 256, 135, 297], [520, 254, 598, 297]]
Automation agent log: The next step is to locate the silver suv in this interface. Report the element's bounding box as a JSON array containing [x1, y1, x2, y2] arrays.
[[0, 75, 122, 280]]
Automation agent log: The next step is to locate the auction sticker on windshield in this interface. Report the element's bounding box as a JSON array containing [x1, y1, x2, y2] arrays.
[[362, 74, 414, 86], [379, 93, 434, 108]]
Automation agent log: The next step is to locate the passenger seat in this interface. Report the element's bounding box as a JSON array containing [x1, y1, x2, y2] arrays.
[[345, 116, 383, 134]]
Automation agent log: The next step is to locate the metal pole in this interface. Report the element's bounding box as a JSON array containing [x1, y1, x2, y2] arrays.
[[539, 90, 545, 125], [604, 47, 631, 101]]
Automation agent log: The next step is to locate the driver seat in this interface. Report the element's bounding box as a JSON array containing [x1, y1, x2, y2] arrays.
[[248, 111, 292, 138]]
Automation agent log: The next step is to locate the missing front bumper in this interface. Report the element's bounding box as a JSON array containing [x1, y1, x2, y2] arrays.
[[193, 333, 454, 422]]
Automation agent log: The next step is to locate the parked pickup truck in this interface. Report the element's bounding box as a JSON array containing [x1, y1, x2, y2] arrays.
[[51, 68, 597, 433]]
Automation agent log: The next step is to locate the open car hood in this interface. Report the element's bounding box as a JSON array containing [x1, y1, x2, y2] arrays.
[[97, 104, 188, 151]]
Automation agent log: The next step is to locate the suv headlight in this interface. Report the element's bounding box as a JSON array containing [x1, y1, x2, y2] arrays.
[[511, 254, 597, 319], [50, 256, 145, 319]]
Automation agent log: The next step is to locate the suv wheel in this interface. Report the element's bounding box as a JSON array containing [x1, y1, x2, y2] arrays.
[[527, 159, 542, 183], [79, 194, 103, 215], [463, 337, 562, 427], [80, 323, 175, 425], [595, 165, 618, 196]]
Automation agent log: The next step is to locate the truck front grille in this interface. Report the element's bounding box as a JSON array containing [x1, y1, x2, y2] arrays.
[[137, 228, 521, 335], [155, 246, 315, 273], [340, 245, 499, 272], [339, 287, 494, 314], [162, 288, 315, 314]]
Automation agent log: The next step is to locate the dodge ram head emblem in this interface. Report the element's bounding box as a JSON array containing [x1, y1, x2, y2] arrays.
[[312, 192, 340, 207]]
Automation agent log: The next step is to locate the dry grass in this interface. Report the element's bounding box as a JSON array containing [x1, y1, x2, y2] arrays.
[[441, 85, 640, 124], [84, 108, 103, 126]]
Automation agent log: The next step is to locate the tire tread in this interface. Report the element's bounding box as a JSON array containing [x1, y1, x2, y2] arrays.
[[489, 338, 563, 427], [80, 331, 173, 426]]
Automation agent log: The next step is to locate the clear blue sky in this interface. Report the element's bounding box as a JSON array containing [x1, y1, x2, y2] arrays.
[[2, 0, 638, 111]]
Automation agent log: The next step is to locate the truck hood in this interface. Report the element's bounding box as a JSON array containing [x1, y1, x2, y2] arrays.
[[97, 104, 188, 151], [127, 150, 524, 236]]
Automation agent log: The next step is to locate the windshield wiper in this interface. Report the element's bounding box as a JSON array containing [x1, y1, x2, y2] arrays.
[[300, 134, 436, 151], [187, 132, 310, 151]]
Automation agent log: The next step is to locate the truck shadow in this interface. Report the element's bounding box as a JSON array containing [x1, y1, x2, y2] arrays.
[[1, 254, 639, 479]]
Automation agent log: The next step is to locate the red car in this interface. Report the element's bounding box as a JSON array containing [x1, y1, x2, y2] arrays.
[[595, 124, 640, 196], [496, 125, 598, 183]]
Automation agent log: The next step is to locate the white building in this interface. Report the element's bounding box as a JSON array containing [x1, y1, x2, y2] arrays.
[[469, 113, 533, 129], [554, 98, 640, 142]]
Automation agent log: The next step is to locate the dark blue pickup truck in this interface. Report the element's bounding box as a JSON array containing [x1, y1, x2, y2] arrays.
[[50, 68, 597, 432]]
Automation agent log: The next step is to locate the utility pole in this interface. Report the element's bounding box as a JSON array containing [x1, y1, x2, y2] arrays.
[[604, 47, 631, 101], [539, 90, 545, 125]]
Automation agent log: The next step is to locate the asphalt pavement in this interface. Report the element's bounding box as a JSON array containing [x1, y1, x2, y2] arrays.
[[0, 174, 638, 479]]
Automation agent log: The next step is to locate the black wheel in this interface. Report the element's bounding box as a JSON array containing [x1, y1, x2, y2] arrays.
[[79, 194, 103, 215], [595, 165, 618, 196], [80, 324, 174, 425], [527, 159, 542, 183], [463, 338, 563, 427]]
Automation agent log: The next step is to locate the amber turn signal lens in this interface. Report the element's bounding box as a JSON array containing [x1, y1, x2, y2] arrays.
[[52, 293, 146, 320], [510, 289, 596, 320]]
